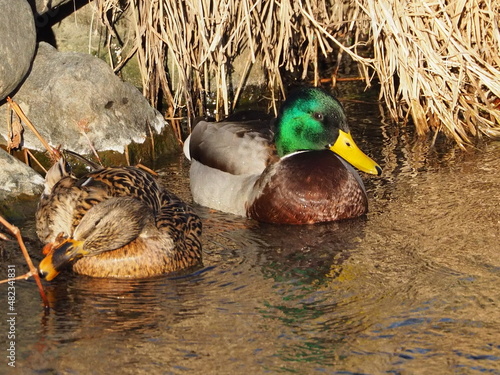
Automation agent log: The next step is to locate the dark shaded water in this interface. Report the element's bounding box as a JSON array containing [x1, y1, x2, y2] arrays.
[[1, 100, 499, 374]]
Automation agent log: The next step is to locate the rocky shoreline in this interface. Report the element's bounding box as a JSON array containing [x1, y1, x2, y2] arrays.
[[0, 0, 175, 201]]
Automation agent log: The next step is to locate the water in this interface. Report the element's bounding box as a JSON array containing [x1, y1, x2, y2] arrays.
[[1, 100, 499, 374]]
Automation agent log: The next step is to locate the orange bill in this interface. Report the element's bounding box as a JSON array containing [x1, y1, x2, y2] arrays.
[[38, 239, 86, 281]]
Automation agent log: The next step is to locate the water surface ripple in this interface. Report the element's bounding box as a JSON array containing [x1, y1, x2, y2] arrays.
[[1, 101, 499, 374]]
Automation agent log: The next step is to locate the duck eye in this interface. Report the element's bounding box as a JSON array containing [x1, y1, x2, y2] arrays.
[[313, 113, 324, 121]]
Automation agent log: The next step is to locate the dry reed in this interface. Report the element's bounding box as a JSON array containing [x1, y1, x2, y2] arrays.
[[363, 0, 500, 146], [94, 0, 500, 146]]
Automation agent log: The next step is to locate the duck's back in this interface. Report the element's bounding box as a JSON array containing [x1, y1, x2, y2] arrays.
[[154, 189, 203, 269], [36, 166, 163, 244], [187, 115, 276, 176], [85, 166, 163, 212], [185, 115, 280, 216]]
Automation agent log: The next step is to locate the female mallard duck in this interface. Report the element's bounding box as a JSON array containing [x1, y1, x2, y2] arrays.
[[36, 157, 202, 280], [184, 87, 382, 224]]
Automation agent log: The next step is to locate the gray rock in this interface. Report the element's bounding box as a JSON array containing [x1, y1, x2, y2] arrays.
[[0, 0, 36, 101], [0, 42, 166, 155], [0, 149, 44, 200]]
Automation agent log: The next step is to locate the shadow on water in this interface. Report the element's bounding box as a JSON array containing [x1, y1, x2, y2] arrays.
[[1, 97, 500, 374]]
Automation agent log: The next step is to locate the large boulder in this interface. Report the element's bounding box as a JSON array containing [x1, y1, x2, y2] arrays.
[[0, 149, 44, 201], [0, 0, 36, 100], [0, 42, 166, 155]]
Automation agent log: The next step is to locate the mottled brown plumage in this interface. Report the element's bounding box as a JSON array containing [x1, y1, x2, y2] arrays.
[[36, 158, 202, 280]]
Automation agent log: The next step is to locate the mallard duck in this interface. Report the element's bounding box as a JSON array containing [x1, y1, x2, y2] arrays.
[[36, 156, 202, 280], [184, 87, 382, 224]]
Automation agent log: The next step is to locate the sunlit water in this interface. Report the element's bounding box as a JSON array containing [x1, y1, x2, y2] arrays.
[[1, 100, 499, 374]]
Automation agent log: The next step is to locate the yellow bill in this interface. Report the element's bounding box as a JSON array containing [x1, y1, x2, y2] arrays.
[[330, 130, 382, 176]]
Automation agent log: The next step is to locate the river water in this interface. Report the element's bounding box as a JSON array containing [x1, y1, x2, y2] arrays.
[[0, 99, 499, 374]]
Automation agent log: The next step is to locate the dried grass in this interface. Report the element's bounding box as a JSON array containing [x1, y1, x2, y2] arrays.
[[95, 0, 500, 146], [363, 0, 500, 146]]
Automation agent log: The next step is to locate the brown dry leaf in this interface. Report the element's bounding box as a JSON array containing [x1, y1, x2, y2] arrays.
[[7, 116, 24, 152]]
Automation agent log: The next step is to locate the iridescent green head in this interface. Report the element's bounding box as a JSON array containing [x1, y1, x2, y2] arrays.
[[274, 87, 382, 175]]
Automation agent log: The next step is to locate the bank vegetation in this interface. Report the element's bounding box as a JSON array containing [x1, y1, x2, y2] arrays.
[[95, 0, 500, 147]]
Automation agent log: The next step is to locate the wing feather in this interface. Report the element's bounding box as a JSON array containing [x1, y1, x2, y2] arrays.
[[189, 117, 276, 175]]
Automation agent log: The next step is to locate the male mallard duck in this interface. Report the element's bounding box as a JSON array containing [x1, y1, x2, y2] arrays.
[[184, 87, 382, 224], [36, 157, 202, 280]]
